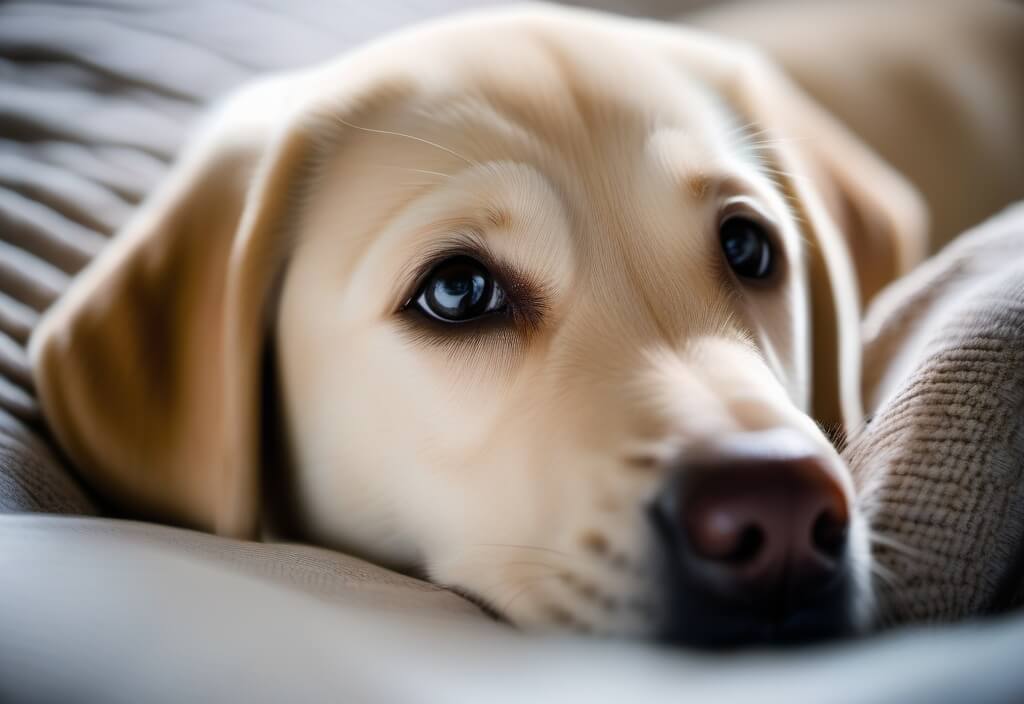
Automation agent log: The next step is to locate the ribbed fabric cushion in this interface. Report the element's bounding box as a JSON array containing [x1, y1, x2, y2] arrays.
[[847, 203, 1024, 624]]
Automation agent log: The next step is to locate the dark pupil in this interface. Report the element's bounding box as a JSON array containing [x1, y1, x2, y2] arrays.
[[720, 217, 772, 279], [426, 258, 491, 320]]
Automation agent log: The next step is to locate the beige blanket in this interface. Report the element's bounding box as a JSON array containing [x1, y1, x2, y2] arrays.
[[849, 204, 1024, 623]]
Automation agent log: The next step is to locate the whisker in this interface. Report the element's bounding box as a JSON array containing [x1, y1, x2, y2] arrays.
[[370, 165, 454, 181], [870, 531, 930, 561], [497, 559, 568, 572], [870, 560, 904, 590], [335, 116, 477, 167], [402, 167, 453, 179], [472, 542, 575, 559], [756, 166, 810, 185], [499, 574, 566, 616], [745, 135, 809, 148], [466, 564, 564, 606], [722, 119, 757, 136], [724, 121, 768, 140]]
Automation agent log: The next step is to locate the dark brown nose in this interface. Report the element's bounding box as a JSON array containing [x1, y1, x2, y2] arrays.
[[683, 453, 848, 590], [650, 429, 854, 646]]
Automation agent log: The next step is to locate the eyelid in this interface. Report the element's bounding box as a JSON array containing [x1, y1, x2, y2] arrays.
[[718, 195, 786, 260], [394, 236, 547, 321], [717, 195, 788, 286], [719, 195, 778, 230], [393, 233, 493, 313], [393, 245, 550, 352]]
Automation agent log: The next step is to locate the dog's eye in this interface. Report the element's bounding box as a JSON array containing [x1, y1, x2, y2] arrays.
[[720, 216, 773, 279], [413, 255, 508, 322]]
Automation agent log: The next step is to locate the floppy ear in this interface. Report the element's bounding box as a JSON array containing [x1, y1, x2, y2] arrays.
[[721, 53, 928, 439], [773, 85, 929, 307], [28, 78, 314, 537]]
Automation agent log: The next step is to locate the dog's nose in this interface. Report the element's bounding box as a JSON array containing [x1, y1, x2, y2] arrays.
[[650, 429, 854, 646], [681, 454, 848, 591]]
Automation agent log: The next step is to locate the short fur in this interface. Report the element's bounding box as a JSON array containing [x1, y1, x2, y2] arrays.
[[29, 2, 1022, 637]]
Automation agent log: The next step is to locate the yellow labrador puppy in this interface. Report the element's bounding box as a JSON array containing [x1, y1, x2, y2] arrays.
[[30, 3, 1003, 646]]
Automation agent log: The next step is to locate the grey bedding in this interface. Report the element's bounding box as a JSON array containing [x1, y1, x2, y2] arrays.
[[3, 514, 1024, 704], [851, 205, 1024, 624], [2, 1, 1024, 701]]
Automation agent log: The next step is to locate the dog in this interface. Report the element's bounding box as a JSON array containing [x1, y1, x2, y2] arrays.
[[27, 2, 1023, 647]]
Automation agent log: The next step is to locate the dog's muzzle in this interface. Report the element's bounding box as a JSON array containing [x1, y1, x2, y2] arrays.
[[648, 429, 856, 648]]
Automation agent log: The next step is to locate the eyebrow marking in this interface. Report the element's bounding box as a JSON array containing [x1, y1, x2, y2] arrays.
[[580, 530, 610, 556], [686, 173, 710, 200]]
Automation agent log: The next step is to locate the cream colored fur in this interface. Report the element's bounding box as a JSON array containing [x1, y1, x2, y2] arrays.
[[31, 1, 1018, 636]]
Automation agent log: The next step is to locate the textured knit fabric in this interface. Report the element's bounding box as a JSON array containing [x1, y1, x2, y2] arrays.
[[847, 203, 1024, 624]]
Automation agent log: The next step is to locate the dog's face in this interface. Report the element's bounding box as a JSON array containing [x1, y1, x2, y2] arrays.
[[274, 40, 863, 643], [29, 6, 925, 647]]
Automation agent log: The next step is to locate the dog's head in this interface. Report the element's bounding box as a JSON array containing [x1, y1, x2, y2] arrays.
[[29, 6, 925, 646]]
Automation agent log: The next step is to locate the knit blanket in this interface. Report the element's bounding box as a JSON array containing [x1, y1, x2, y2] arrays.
[[848, 204, 1024, 623]]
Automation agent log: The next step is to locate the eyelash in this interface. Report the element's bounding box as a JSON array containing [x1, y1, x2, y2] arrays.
[[395, 241, 548, 346]]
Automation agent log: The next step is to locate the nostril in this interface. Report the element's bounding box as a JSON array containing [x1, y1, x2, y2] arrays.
[[811, 508, 848, 561], [725, 525, 764, 564], [685, 504, 766, 564]]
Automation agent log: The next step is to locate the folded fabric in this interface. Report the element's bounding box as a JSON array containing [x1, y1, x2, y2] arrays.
[[847, 202, 1024, 624], [4, 513, 1024, 703]]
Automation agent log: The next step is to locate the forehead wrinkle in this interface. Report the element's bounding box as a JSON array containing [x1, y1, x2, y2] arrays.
[[470, 33, 666, 175]]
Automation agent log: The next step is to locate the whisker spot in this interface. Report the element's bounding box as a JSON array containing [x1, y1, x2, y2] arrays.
[[575, 580, 599, 601], [686, 173, 710, 200], [580, 531, 610, 556], [625, 455, 660, 472]]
